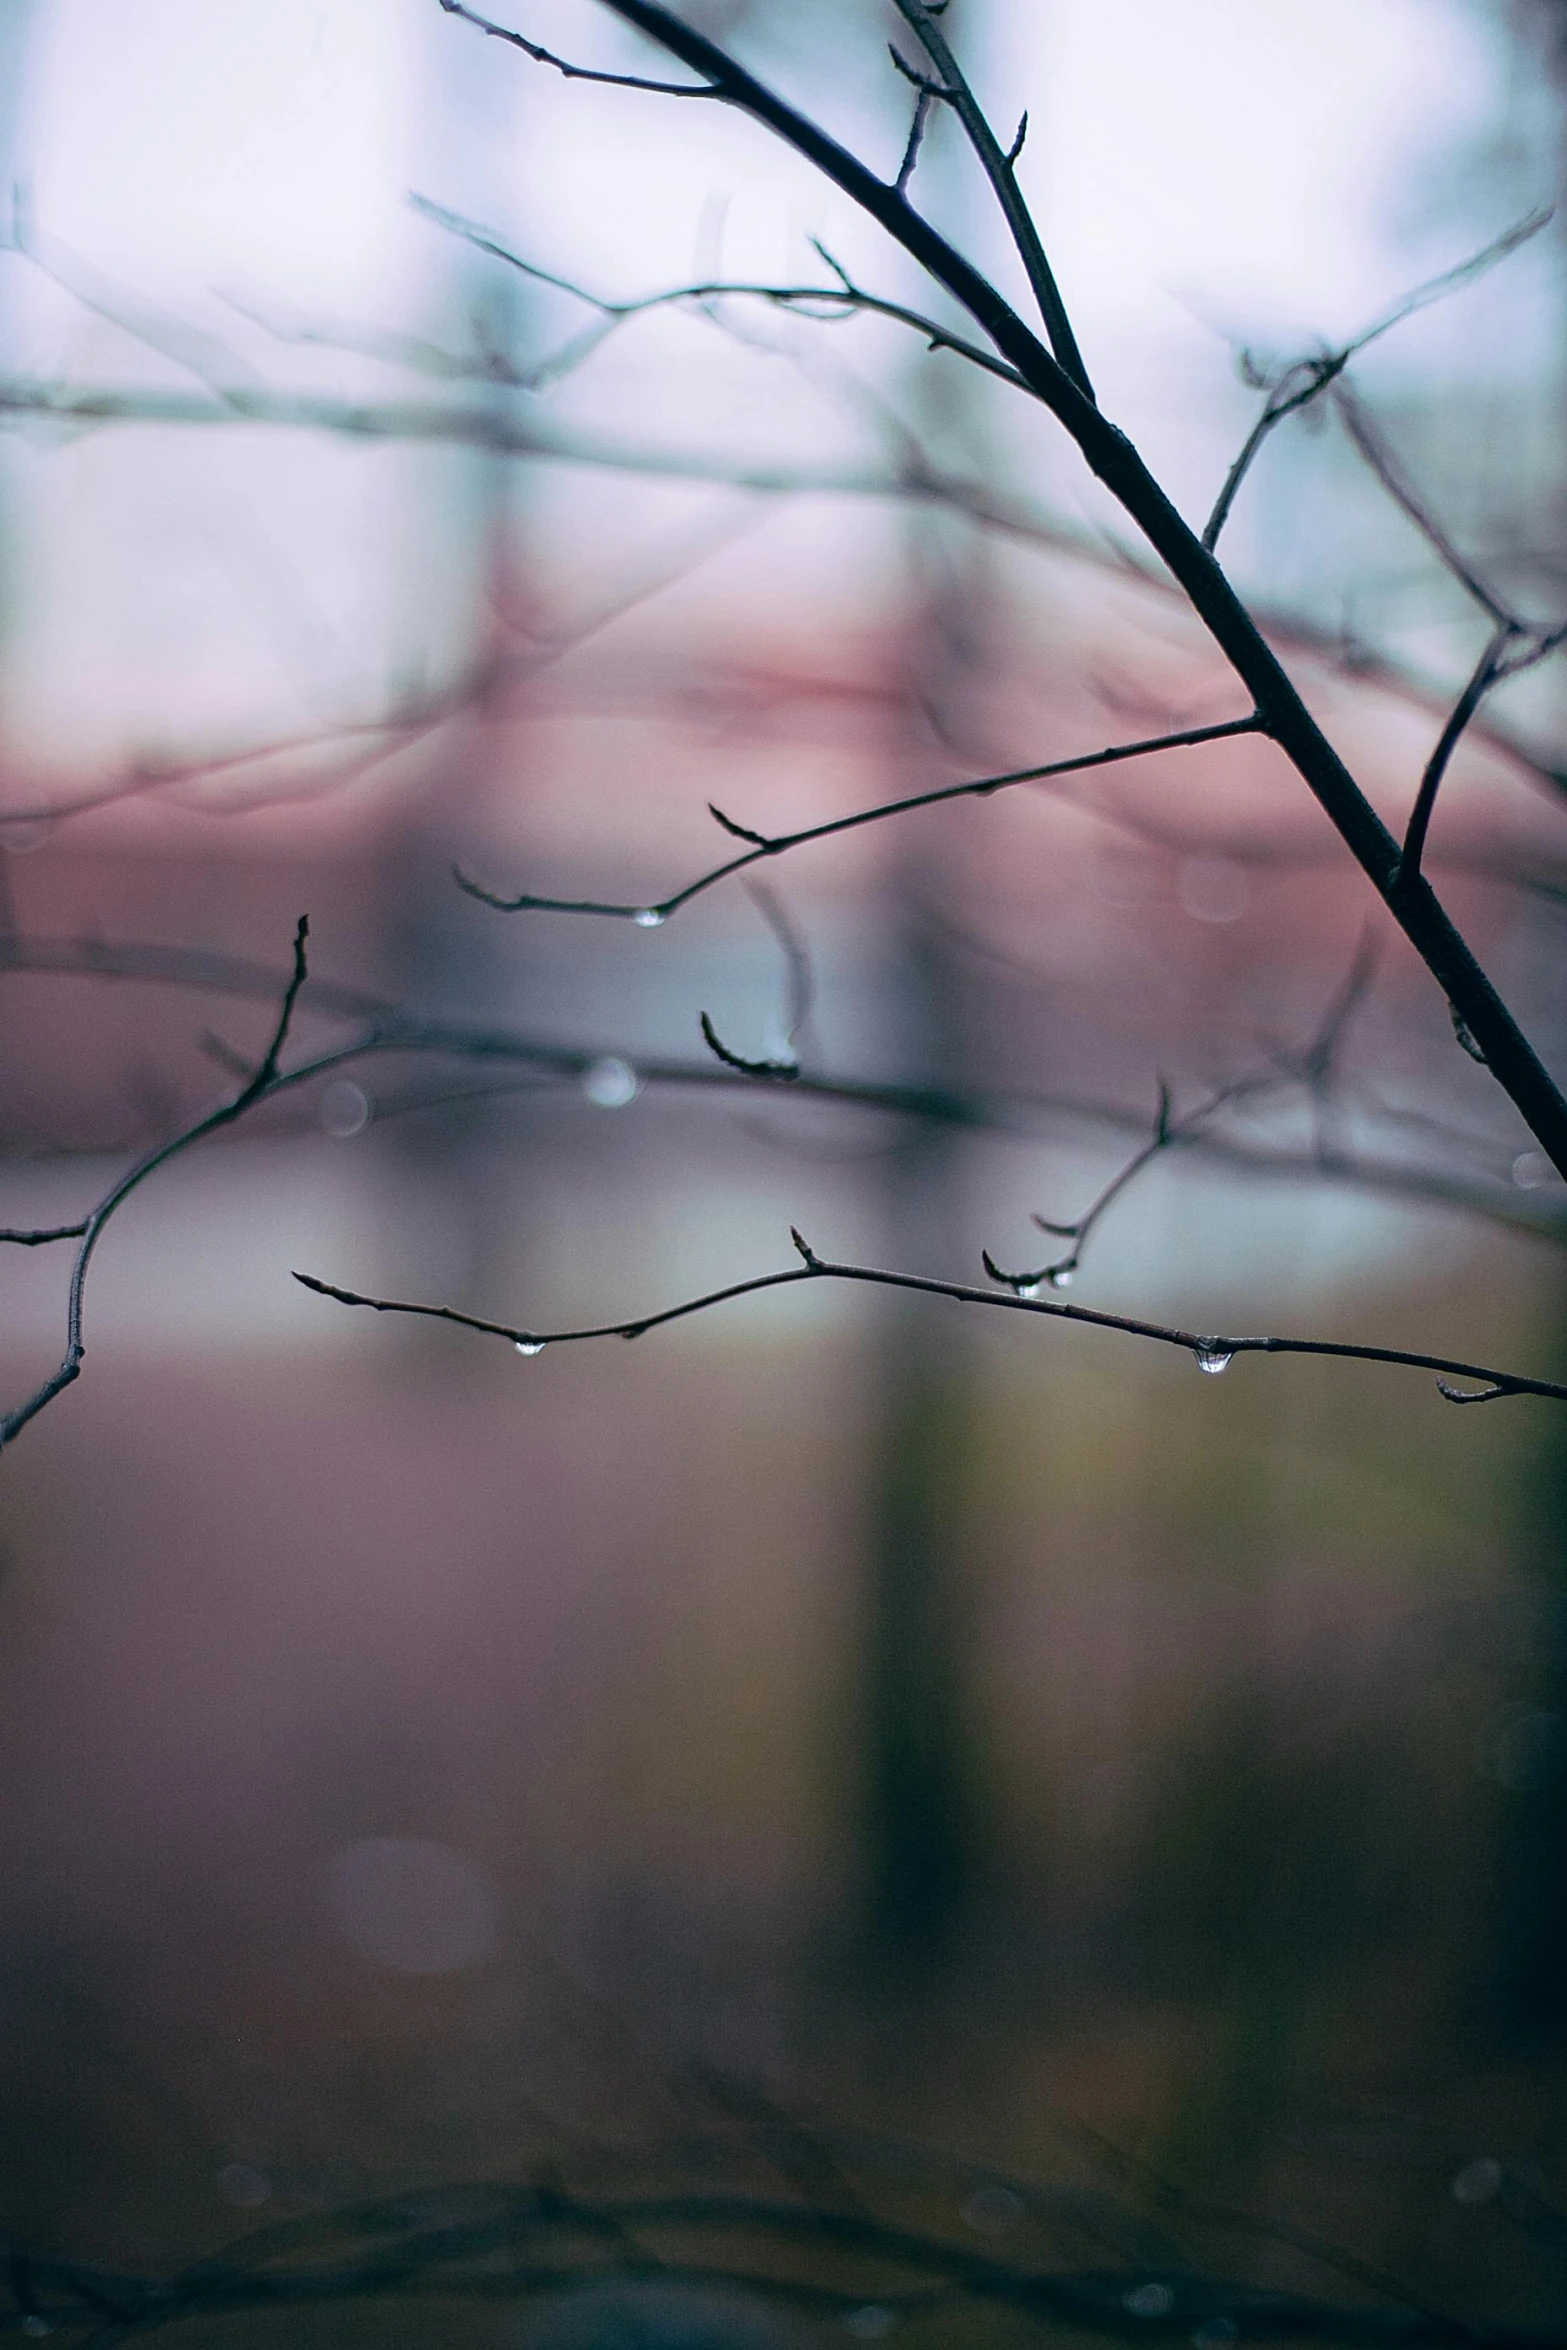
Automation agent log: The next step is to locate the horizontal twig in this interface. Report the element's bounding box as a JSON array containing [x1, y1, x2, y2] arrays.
[[454, 714, 1263, 921], [295, 1232, 1567, 1407]]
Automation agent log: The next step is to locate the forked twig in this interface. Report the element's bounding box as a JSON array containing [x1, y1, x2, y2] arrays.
[[0, 918, 331, 1449], [1203, 211, 1551, 554], [452, 0, 1567, 1184]]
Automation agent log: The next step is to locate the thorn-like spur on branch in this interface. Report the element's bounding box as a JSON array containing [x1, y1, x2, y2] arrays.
[[453, 715, 1263, 923], [1203, 209, 1551, 554], [551, 4, 1567, 1179], [886, 0, 1093, 399], [0, 918, 324, 1453], [708, 802, 775, 848], [297, 1231, 1567, 1403], [699, 1010, 799, 1081], [436, 0, 716, 95], [895, 86, 936, 197]]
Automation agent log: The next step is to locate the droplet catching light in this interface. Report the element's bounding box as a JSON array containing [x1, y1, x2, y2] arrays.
[[633, 907, 665, 929], [218, 2162, 273, 2210], [583, 1056, 638, 1109], [1046, 1265, 1075, 1290], [514, 1338, 546, 1358], [1019, 1281, 1042, 1302], [963, 2183, 1024, 2233], [319, 1079, 371, 1138], [1513, 1151, 1548, 1190], [1194, 1339, 1233, 1376]]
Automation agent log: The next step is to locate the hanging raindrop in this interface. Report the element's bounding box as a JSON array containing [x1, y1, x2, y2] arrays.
[[583, 1056, 638, 1109], [1046, 1265, 1075, 1290], [1194, 1339, 1233, 1375], [1019, 1281, 1042, 1301], [319, 1079, 371, 1138], [633, 907, 665, 928], [514, 1338, 546, 1358]]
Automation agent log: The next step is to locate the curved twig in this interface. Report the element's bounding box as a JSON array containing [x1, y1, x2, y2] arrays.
[[513, 0, 1567, 1181], [453, 714, 1263, 921], [295, 1230, 1567, 1407]]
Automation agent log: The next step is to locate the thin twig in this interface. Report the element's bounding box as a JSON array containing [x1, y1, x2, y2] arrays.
[[453, 714, 1263, 921], [989, 924, 1379, 1292], [413, 198, 1031, 390], [1396, 623, 1518, 895], [553, 0, 1567, 1181], [436, 0, 715, 95], [887, 0, 1095, 398], [295, 1228, 1567, 1407], [1331, 383, 1519, 626], [1202, 211, 1550, 553], [0, 918, 328, 1450]]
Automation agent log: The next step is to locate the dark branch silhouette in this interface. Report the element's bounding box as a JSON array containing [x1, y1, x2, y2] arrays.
[[295, 1230, 1567, 1409], [473, 0, 1567, 1181], [454, 716, 1264, 922]]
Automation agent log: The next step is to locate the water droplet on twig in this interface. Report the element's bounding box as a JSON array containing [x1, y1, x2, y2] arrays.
[[633, 907, 665, 928], [319, 1079, 371, 1138], [1451, 2156, 1503, 2204], [962, 2183, 1024, 2232], [1194, 1339, 1233, 1375], [583, 1056, 638, 1109], [1046, 1265, 1075, 1290], [514, 1338, 546, 1358]]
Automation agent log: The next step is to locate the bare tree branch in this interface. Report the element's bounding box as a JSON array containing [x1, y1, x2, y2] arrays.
[[0, 918, 334, 1450], [435, 0, 716, 95], [454, 714, 1264, 921], [1397, 622, 1519, 895], [886, 0, 1095, 397], [1203, 211, 1551, 555], [453, 0, 1567, 1182], [294, 1231, 1567, 1406], [413, 196, 1032, 390]]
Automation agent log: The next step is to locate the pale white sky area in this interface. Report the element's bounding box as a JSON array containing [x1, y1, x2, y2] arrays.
[[0, 0, 1557, 787]]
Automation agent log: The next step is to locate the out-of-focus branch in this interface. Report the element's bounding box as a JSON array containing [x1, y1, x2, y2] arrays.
[[0, 930, 1558, 1248], [5, 2167, 1555, 2347], [413, 196, 1032, 390], [984, 934, 1383, 1291], [1202, 211, 1551, 554]]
